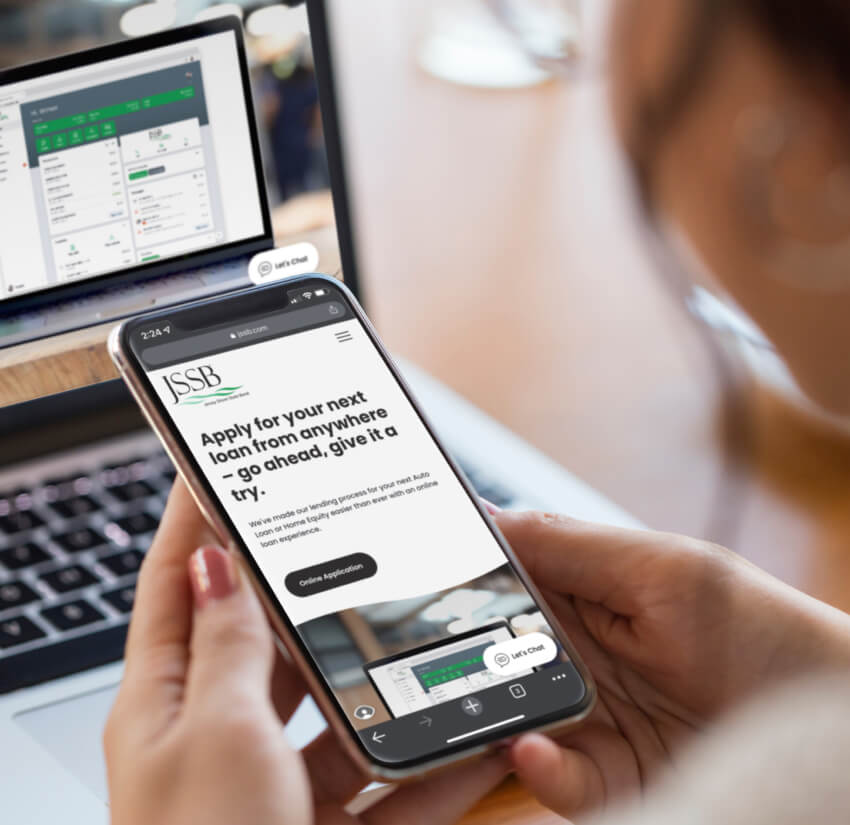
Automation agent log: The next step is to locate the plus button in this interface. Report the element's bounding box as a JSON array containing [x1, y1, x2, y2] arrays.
[[461, 696, 483, 716]]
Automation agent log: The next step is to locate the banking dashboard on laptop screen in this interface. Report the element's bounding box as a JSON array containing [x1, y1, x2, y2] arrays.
[[0, 21, 275, 306]]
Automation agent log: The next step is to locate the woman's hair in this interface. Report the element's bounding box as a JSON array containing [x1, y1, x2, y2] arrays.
[[745, 1, 850, 92], [627, 2, 850, 544], [632, 1, 850, 196]]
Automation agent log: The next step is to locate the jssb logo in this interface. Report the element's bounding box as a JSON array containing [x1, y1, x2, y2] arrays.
[[162, 365, 242, 406]]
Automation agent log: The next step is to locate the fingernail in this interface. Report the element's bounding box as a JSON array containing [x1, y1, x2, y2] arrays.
[[481, 498, 502, 515], [190, 546, 238, 609]]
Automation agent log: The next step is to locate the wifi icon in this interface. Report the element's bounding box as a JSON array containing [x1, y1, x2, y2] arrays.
[[302, 291, 313, 300]]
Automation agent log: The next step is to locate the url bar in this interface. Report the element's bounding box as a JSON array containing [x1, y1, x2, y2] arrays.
[[140, 301, 346, 368]]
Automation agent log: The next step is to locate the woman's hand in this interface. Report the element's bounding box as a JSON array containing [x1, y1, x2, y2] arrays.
[[492, 510, 850, 821], [105, 479, 509, 825]]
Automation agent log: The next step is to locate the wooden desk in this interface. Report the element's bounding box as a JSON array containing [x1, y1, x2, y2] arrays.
[[0, 219, 340, 405], [3, 2, 850, 822], [442, 777, 561, 825]]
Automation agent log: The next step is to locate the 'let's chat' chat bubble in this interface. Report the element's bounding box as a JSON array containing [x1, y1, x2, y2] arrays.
[[249, 242, 320, 285], [483, 632, 557, 676]]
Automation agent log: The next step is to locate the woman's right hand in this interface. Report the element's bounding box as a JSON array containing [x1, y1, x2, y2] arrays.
[[492, 511, 850, 821]]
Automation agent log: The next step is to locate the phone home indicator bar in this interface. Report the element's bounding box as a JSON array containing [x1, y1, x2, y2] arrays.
[[445, 714, 526, 745]]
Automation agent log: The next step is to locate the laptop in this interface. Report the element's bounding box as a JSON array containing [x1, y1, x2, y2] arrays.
[[0, 5, 639, 822], [0, 14, 292, 346]]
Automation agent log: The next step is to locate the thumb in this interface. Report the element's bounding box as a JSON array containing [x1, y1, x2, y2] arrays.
[[494, 510, 698, 614], [184, 546, 275, 711], [511, 733, 604, 820]]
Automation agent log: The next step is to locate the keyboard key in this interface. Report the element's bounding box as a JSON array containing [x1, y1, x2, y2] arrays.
[[101, 463, 133, 487], [0, 487, 27, 501], [40, 564, 100, 594], [0, 616, 46, 650], [0, 542, 52, 571], [0, 581, 39, 611], [99, 550, 144, 578], [0, 624, 127, 694], [12, 491, 34, 510], [114, 512, 159, 536], [50, 495, 100, 519], [43, 474, 81, 489], [100, 462, 128, 473], [41, 599, 105, 632], [43, 475, 93, 501], [102, 585, 136, 614], [0, 510, 44, 535], [108, 480, 155, 502], [52, 526, 106, 553]]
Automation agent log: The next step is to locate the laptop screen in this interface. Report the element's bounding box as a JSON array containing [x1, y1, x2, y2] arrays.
[[0, 19, 274, 308]]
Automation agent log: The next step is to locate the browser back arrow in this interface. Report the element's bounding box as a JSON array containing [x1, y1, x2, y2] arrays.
[[371, 731, 386, 743]]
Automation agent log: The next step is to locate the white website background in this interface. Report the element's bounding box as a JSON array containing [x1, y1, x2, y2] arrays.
[[150, 316, 509, 626]]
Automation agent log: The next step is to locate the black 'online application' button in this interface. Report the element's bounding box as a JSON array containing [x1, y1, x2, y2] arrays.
[[285, 552, 377, 597]]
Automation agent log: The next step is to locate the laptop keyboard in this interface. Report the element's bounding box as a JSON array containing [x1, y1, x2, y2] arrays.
[[0, 446, 174, 695], [0, 436, 516, 695]]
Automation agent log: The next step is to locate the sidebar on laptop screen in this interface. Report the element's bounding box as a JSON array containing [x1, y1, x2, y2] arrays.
[[0, 22, 341, 304]]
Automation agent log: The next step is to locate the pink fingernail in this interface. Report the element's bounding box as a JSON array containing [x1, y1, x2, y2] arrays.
[[481, 498, 502, 515], [190, 546, 238, 609]]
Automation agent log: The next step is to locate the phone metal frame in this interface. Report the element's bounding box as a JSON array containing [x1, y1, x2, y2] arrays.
[[108, 274, 596, 783]]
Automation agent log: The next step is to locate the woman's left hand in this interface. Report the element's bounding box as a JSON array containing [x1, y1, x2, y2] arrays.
[[105, 479, 509, 825]]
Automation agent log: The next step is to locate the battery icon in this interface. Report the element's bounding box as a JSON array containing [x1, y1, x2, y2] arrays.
[[314, 289, 327, 297]]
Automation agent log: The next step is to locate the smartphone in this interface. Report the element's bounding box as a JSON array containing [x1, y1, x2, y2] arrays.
[[109, 275, 595, 780]]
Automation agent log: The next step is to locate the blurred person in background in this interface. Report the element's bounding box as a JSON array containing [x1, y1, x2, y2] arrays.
[[257, 44, 329, 201], [502, 0, 850, 821], [105, 1, 850, 824]]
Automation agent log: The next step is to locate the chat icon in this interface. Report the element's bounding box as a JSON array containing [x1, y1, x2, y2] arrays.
[[249, 242, 320, 284], [494, 652, 510, 668]]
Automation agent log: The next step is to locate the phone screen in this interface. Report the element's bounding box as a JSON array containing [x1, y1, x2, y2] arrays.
[[125, 280, 589, 768]]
